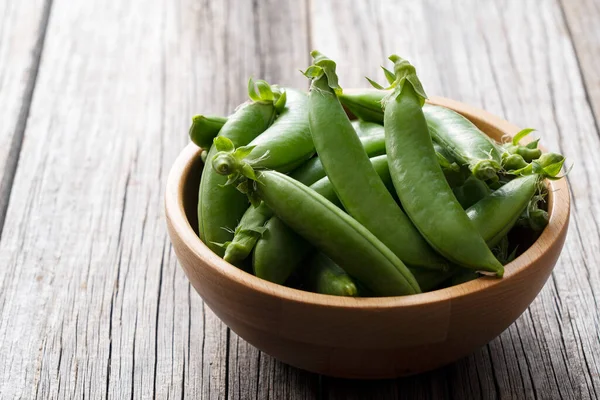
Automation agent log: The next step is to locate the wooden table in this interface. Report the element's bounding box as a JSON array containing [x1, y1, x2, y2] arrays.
[[1, 0, 598, 398]]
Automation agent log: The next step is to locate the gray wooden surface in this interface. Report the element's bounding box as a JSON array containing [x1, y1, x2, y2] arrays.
[[0, 0, 598, 398]]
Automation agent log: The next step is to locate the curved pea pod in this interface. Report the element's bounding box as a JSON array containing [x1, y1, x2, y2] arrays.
[[229, 173, 340, 269], [339, 90, 386, 123], [222, 202, 272, 263], [189, 115, 227, 149], [289, 133, 385, 185], [303, 51, 448, 271], [466, 174, 539, 247], [198, 79, 285, 257], [253, 170, 420, 296], [375, 55, 503, 276], [413, 174, 541, 289], [242, 88, 314, 172], [252, 155, 389, 283], [226, 153, 390, 268], [351, 120, 384, 137], [304, 253, 358, 297], [423, 104, 504, 181]]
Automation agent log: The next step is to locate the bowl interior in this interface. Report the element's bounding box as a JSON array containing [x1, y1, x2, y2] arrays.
[[172, 96, 570, 307]]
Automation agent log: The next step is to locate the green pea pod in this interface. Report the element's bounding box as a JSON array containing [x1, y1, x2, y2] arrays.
[[467, 174, 540, 248], [252, 170, 420, 296], [351, 120, 384, 137], [341, 89, 507, 182], [303, 51, 448, 271], [452, 175, 492, 209], [252, 217, 312, 285], [423, 104, 504, 181], [503, 153, 528, 170], [252, 156, 388, 284], [339, 90, 386, 123], [222, 202, 272, 263], [242, 88, 314, 172], [515, 147, 542, 163], [289, 133, 385, 185], [304, 253, 358, 297], [415, 174, 541, 289], [189, 115, 227, 149], [375, 55, 503, 276], [433, 142, 457, 165], [198, 79, 285, 256], [229, 171, 342, 269]]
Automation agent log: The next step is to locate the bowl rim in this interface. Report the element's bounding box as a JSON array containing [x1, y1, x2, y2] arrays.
[[165, 95, 570, 310]]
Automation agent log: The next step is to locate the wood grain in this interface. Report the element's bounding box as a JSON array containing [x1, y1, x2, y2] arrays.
[[0, 0, 52, 235], [559, 0, 600, 128], [0, 0, 598, 398], [312, 0, 600, 398]]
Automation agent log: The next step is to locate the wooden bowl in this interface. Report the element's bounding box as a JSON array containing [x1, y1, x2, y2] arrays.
[[165, 96, 570, 379]]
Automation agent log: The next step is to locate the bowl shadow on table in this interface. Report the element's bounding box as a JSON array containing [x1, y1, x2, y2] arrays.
[[254, 343, 505, 399]]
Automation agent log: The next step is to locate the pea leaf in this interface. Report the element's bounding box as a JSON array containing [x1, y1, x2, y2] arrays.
[[382, 66, 396, 85], [366, 77, 386, 90], [301, 65, 323, 79], [512, 128, 536, 146], [233, 145, 256, 160], [241, 164, 257, 180]]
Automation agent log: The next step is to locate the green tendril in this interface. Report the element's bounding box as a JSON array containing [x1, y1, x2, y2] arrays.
[[511, 128, 536, 146], [302, 50, 342, 95]]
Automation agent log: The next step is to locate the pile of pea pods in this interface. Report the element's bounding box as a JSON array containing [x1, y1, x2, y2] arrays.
[[189, 51, 566, 297]]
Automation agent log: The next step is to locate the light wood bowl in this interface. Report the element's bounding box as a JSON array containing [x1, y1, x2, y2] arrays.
[[165, 96, 570, 379]]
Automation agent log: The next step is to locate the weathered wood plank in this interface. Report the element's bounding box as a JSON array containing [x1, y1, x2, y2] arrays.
[[0, 0, 51, 234], [312, 0, 600, 399], [559, 0, 600, 128], [0, 0, 312, 399], [223, 1, 322, 399]]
